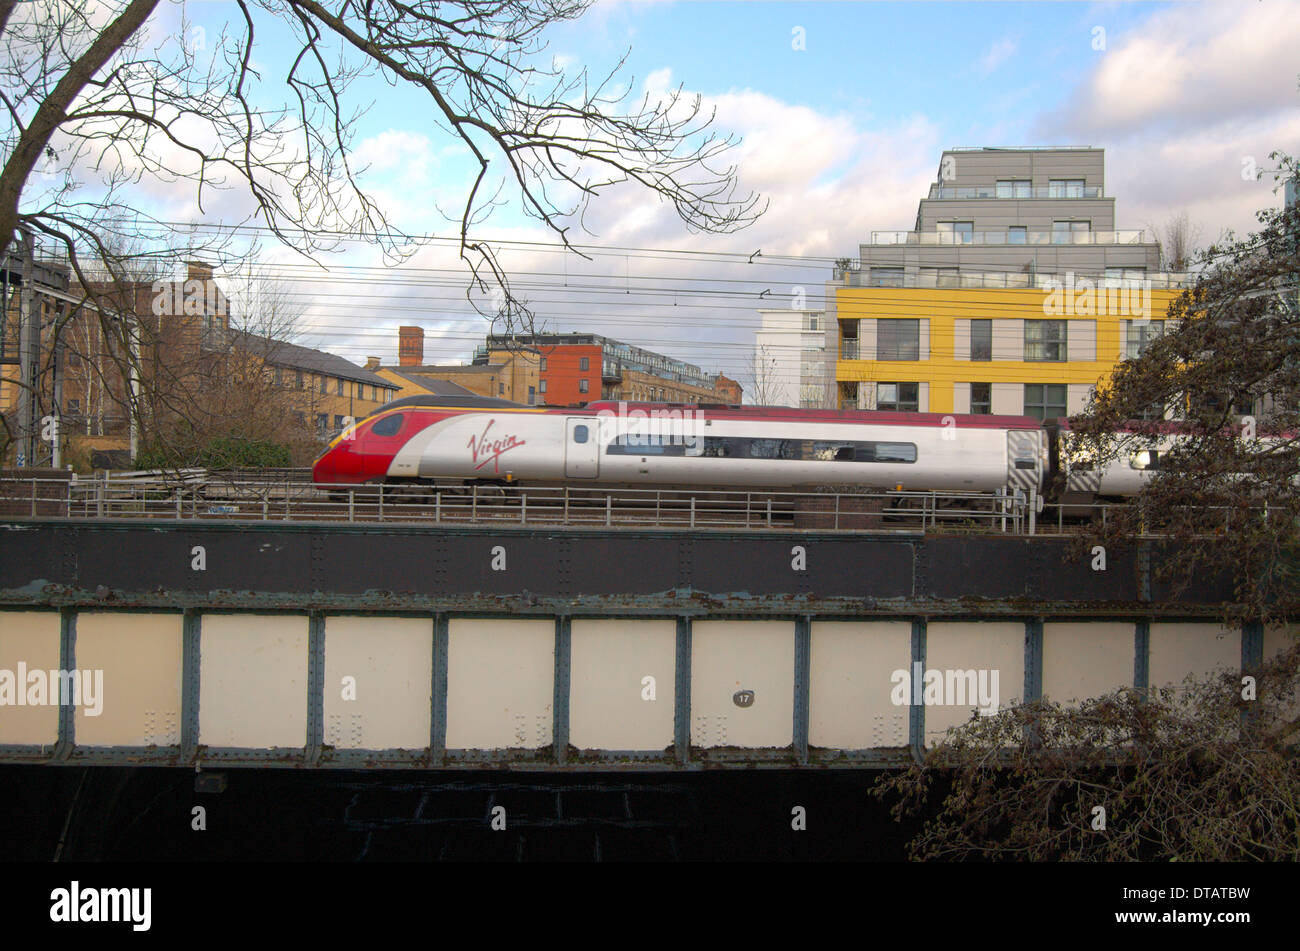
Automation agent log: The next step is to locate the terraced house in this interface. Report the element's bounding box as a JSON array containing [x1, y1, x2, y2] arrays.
[[828, 147, 1191, 419]]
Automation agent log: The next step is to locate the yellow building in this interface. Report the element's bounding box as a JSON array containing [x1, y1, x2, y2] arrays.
[[832, 147, 1193, 419], [836, 284, 1183, 417]]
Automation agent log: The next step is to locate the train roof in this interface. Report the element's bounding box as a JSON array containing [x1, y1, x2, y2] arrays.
[[366, 394, 528, 414], [583, 401, 1044, 430], [362, 396, 1046, 430]]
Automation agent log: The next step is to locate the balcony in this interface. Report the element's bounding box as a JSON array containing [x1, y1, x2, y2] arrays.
[[840, 339, 860, 360], [926, 185, 1103, 200], [840, 269, 1194, 290], [868, 229, 1145, 246]]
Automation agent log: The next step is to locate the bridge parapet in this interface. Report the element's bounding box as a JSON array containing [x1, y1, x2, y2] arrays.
[[0, 520, 1281, 771]]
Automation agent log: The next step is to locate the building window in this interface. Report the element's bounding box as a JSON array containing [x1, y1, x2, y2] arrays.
[[996, 179, 1031, 198], [869, 267, 904, 288], [970, 320, 992, 361], [315, 413, 328, 434], [539, 379, 547, 394], [970, 383, 992, 414], [528, 385, 535, 404], [336, 378, 343, 395], [1007, 226, 1027, 245], [877, 382, 919, 412], [919, 267, 959, 288], [1048, 179, 1086, 198], [1024, 320, 1067, 362], [66, 398, 80, 415], [579, 356, 589, 371], [319, 375, 326, 393], [1024, 384, 1067, 421], [1052, 220, 1090, 244], [1126, 320, 1165, 359], [296, 369, 304, 389], [334, 415, 345, 430], [805, 315, 820, 331], [540, 357, 547, 372], [499, 383, 505, 395], [1105, 267, 1147, 287], [877, 319, 920, 361], [938, 221, 974, 244]]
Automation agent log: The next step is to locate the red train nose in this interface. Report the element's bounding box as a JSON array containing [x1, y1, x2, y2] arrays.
[[313, 439, 360, 484]]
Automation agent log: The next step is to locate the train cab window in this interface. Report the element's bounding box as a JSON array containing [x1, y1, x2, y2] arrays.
[[573, 425, 589, 443], [370, 413, 404, 437], [1129, 450, 1159, 470]]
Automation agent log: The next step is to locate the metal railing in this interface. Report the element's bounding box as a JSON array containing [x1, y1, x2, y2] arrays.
[[868, 229, 1146, 246], [927, 185, 1104, 200], [0, 475, 1042, 534], [12, 474, 1268, 537], [842, 269, 1195, 291]]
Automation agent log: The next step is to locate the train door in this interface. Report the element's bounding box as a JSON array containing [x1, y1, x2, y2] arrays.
[[565, 418, 599, 479], [1005, 429, 1042, 497]]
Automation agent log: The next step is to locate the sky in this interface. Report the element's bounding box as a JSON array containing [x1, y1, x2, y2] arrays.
[[40, 0, 1300, 385]]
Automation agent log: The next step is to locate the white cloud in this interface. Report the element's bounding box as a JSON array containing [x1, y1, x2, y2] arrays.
[[979, 35, 1019, 75], [1047, 0, 1300, 137], [1036, 0, 1300, 238]]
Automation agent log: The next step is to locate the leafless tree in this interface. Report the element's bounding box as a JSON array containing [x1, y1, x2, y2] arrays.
[[1071, 154, 1300, 623], [743, 343, 786, 406], [875, 639, 1300, 861], [0, 0, 765, 337], [1145, 210, 1204, 273]]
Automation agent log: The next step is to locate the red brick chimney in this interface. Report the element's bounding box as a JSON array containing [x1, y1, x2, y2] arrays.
[[398, 326, 424, 367], [365, 356, 381, 371], [186, 260, 214, 283]]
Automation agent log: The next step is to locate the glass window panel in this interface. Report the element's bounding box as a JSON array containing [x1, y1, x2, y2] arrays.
[[1023, 384, 1068, 421], [970, 320, 992, 361], [877, 319, 920, 360], [1024, 320, 1068, 362]]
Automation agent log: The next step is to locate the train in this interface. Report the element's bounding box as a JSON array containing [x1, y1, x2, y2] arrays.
[[310, 394, 1167, 505]]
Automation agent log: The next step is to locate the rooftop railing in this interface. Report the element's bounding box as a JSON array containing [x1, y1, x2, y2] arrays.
[[842, 270, 1196, 290], [927, 185, 1103, 200], [868, 229, 1146, 246]]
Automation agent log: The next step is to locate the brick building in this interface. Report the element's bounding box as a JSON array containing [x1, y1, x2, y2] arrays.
[[484, 333, 741, 406]]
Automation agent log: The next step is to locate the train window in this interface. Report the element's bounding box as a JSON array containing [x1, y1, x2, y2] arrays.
[[573, 425, 589, 443], [370, 413, 403, 437], [611, 434, 917, 463], [873, 442, 918, 463]]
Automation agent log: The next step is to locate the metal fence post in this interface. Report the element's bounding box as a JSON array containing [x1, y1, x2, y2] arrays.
[[1028, 487, 1037, 535]]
